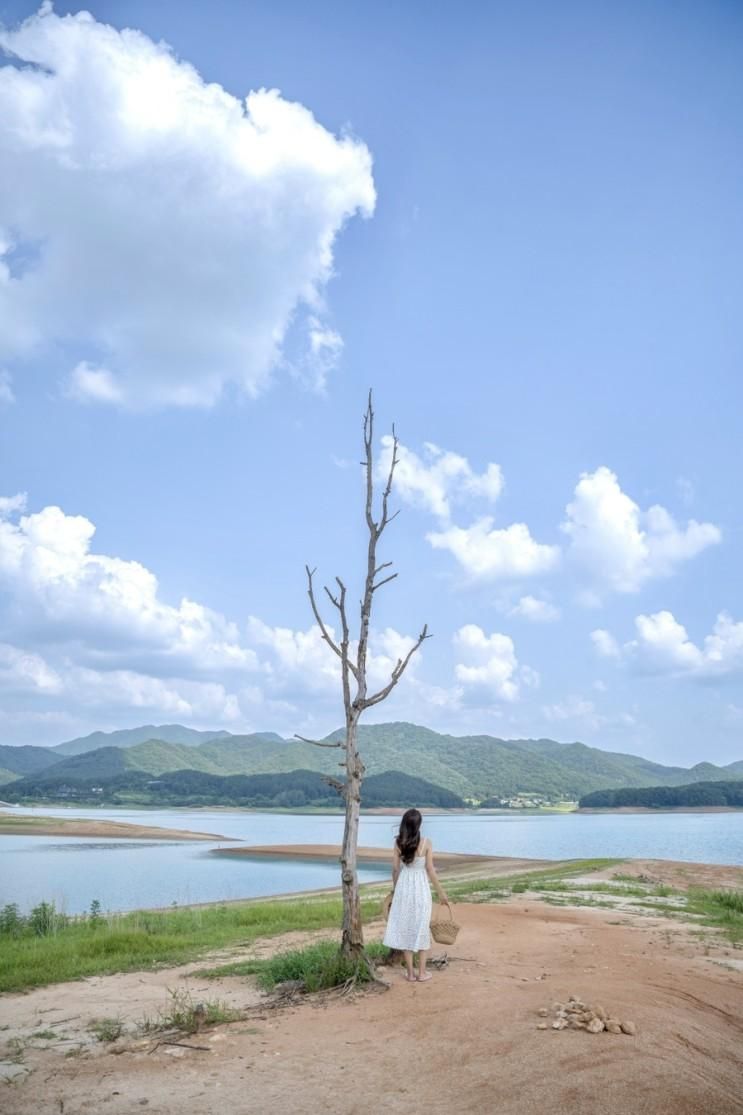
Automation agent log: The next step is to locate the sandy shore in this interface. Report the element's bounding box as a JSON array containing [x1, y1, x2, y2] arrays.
[[211, 842, 502, 867], [2, 858, 742, 1114], [0, 811, 233, 841]]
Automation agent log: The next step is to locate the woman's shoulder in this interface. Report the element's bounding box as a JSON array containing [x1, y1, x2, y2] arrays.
[[421, 836, 432, 852]]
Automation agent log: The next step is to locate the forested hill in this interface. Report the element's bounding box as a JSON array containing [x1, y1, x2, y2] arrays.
[[6, 768, 464, 810], [3, 721, 742, 802], [579, 781, 743, 809]]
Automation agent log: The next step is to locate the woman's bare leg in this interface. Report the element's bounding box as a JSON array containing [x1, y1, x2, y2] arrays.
[[403, 950, 415, 980], [417, 949, 431, 980]]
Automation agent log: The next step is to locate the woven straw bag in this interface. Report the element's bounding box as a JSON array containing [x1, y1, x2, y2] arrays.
[[430, 902, 460, 945]]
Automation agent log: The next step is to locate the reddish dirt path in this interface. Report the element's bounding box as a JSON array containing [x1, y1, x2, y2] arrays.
[[4, 901, 743, 1114]]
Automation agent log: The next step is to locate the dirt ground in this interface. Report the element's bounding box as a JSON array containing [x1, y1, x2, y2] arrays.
[[2, 864, 743, 1115]]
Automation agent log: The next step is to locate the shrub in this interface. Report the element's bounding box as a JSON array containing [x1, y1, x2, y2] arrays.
[[29, 901, 67, 937], [242, 939, 390, 993], [0, 903, 25, 937]]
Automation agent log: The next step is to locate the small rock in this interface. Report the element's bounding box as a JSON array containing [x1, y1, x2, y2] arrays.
[[620, 1021, 637, 1036], [594, 1005, 607, 1021], [552, 1019, 568, 1030], [536, 1023, 548, 1030], [537, 1008, 549, 1017], [605, 1021, 622, 1034], [568, 1019, 587, 1030], [586, 1017, 605, 1034]]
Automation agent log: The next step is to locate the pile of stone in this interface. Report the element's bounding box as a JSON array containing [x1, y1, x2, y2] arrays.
[[536, 996, 636, 1035]]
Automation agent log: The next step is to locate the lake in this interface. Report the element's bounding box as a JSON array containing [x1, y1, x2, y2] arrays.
[[2, 805, 742, 914]]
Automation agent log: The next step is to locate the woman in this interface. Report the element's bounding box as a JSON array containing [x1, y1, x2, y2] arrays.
[[383, 808, 449, 982]]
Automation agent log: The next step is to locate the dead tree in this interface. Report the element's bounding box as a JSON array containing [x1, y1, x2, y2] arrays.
[[299, 392, 429, 961]]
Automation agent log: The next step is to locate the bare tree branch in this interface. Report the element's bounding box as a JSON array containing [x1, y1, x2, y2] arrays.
[[363, 390, 376, 534], [378, 422, 399, 535], [361, 625, 432, 709], [371, 572, 398, 593], [294, 734, 343, 749], [323, 776, 347, 796], [305, 566, 343, 662], [324, 585, 341, 610]]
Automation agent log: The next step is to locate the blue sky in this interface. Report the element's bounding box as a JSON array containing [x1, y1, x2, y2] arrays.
[[0, 1, 741, 764]]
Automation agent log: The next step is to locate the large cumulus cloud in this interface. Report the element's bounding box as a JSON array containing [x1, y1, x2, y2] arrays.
[[0, 5, 375, 407]]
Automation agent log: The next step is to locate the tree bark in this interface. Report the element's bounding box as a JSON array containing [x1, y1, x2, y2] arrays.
[[340, 712, 364, 957]]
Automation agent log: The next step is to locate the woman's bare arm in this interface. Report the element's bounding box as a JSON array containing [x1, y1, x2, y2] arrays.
[[425, 840, 449, 903], [391, 843, 401, 888]]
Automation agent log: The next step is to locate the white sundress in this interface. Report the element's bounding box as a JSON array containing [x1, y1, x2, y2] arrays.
[[383, 842, 432, 952]]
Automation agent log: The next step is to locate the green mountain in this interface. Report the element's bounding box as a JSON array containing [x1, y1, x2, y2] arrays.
[[0, 744, 62, 776], [52, 724, 237, 757], [9, 721, 743, 802]]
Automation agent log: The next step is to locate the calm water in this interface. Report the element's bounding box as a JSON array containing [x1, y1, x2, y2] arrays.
[[2, 806, 742, 914]]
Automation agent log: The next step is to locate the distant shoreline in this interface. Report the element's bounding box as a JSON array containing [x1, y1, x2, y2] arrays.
[[578, 805, 743, 814], [0, 811, 235, 841]]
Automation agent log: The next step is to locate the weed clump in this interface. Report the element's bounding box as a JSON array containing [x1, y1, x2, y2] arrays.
[[223, 939, 390, 993]]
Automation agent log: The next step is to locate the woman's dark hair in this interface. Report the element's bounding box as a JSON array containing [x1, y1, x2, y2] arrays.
[[396, 808, 423, 865]]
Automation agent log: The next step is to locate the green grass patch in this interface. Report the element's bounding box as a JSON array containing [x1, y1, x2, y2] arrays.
[[446, 858, 624, 903], [31, 1030, 58, 1041], [140, 989, 241, 1034], [88, 1017, 125, 1043], [204, 939, 390, 992], [685, 888, 743, 943], [0, 895, 383, 994]]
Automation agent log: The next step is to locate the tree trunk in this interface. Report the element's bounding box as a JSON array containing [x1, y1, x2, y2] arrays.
[[340, 712, 364, 958]]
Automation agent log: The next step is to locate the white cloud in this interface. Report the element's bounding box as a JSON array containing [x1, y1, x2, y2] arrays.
[[543, 695, 604, 728], [428, 519, 559, 580], [379, 437, 503, 521], [593, 609, 743, 678], [0, 499, 258, 676], [509, 595, 560, 622], [247, 616, 423, 699], [67, 667, 242, 722], [302, 318, 344, 393], [0, 492, 27, 517], [453, 624, 536, 702], [591, 628, 621, 658], [247, 616, 339, 695], [562, 466, 720, 593], [65, 362, 124, 405], [0, 642, 62, 693], [0, 6, 375, 408], [0, 370, 14, 404], [0, 494, 442, 740]]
